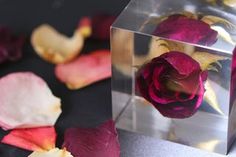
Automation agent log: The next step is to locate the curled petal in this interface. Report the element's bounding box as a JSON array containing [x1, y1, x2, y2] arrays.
[[223, 0, 236, 7], [155, 74, 204, 118], [160, 51, 201, 75], [149, 83, 176, 104], [153, 14, 218, 46], [1, 127, 56, 151], [31, 24, 90, 64], [62, 120, 120, 157], [0, 72, 62, 130], [191, 51, 226, 70], [136, 51, 206, 118], [29, 148, 73, 157], [55, 50, 111, 90]]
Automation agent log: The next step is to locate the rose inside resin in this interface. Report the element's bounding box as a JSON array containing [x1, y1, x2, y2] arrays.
[[136, 51, 207, 118], [153, 14, 218, 46]]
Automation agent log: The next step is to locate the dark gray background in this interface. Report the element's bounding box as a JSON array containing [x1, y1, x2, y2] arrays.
[[0, 0, 235, 157]]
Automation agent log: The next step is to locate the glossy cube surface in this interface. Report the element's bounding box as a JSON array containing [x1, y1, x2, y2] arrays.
[[111, 0, 236, 154]]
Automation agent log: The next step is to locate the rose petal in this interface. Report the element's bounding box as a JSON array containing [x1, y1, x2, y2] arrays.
[[31, 24, 90, 64], [90, 14, 116, 40], [1, 127, 56, 151], [136, 51, 206, 118], [55, 50, 111, 89], [29, 148, 74, 157], [62, 120, 120, 157], [149, 83, 176, 104], [0, 72, 62, 130], [160, 51, 201, 75], [154, 72, 205, 118], [0, 26, 25, 64], [170, 71, 201, 97], [153, 14, 218, 46]]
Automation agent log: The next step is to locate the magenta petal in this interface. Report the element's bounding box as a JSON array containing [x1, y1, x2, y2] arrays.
[[149, 83, 176, 104], [136, 51, 206, 118], [154, 71, 205, 118], [91, 14, 116, 40], [0, 26, 25, 64], [161, 51, 201, 75], [153, 14, 218, 46], [62, 120, 120, 157]]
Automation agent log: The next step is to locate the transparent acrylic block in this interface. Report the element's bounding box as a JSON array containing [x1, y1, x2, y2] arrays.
[[111, 0, 236, 155]]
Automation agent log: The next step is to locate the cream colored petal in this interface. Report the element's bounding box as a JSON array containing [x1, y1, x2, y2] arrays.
[[211, 25, 236, 45], [147, 37, 195, 61], [0, 72, 62, 130], [201, 15, 236, 45], [223, 0, 236, 7], [31, 24, 86, 64], [201, 15, 236, 28], [29, 148, 73, 157]]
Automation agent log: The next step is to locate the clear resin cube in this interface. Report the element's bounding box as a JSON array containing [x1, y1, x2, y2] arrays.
[[111, 0, 236, 154]]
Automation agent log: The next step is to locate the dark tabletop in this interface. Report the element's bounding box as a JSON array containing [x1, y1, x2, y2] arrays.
[[0, 0, 129, 156], [1, 1, 236, 157]]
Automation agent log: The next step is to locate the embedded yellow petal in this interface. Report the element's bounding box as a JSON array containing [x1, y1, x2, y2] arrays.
[[201, 15, 236, 45], [149, 37, 196, 57], [223, 0, 236, 8], [191, 51, 226, 70]]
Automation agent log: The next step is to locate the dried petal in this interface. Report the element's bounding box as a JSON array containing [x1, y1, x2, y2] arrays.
[[29, 148, 73, 157], [153, 14, 218, 46], [0, 26, 25, 64], [0, 72, 62, 130], [191, 51, 226, 70], [31, 23, 91, 64], [90, 14, 116, 40], [136, 52, 206, 118], [55, 50, 111, 89], [1, 127, 56, 151], [201, 15, 236, 45], [62, 120, 120, 157], [223, 0, 236, 8], [148, 37, 195, 59]]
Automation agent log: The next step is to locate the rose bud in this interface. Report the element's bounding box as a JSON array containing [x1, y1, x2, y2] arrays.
[[136, 51, 207, 118], [153, 14, 218, 46]]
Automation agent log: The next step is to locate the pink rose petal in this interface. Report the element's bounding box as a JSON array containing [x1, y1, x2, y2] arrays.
[[55, 50, 111, 89], [0, 72, 62, 130], [62, 120, 120, 157], [1, 127, 56, 151]]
